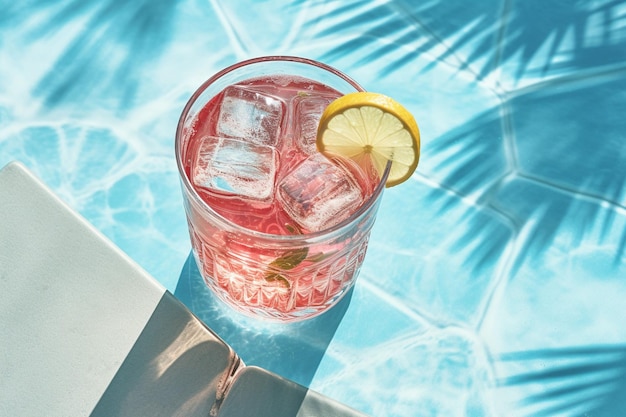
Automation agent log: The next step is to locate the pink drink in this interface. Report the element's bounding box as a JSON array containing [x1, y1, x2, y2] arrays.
[[176, 57, 389, 321], [183, 76, 376, 234]]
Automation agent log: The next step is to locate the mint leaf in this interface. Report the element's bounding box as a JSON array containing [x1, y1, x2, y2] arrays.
[[269, 247, 309, 270], [264, 272, 291, 289], [284, 223, 302, 235], [264, 247, 308, 289]]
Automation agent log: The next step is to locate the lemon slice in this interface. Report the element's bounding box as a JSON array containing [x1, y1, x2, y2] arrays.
[[316, 92, 420, 187]]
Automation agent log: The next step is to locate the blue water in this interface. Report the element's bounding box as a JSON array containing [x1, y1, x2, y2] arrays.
[[1, 1, 625, 416]]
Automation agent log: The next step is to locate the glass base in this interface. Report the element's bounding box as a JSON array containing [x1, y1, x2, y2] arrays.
[[198, 260, 356, 323]]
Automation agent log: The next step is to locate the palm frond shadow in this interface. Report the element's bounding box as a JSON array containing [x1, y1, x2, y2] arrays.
[[297, 0, 626, 82], [424, 103, 626, 276], [3, 0, 181, 111], [501, 0, 626, 80], [299, 0, 499, 79], [424, 110, 515, 274], [296, 0, 626, 276], [496, 345, 626, 417], [505, 175, 626, 274]]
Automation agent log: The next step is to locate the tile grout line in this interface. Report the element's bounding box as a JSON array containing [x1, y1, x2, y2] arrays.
[[471, 0, 626, 337], [463, 0, 521, 331], [490, 0, 514, 99]]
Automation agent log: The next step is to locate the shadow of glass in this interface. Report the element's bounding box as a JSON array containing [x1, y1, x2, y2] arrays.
[[174, 253, 353, 388], [497, 345, 626, 417]]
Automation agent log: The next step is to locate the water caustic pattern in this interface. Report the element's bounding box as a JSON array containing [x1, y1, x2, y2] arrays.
[[2, 0, 626, 416]]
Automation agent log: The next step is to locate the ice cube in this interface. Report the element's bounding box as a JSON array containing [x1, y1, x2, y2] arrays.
[[294, 94, 336, 154], [192, 136, 277, 202], [277, 153, 364, 232], [217, 85, 284, 146]]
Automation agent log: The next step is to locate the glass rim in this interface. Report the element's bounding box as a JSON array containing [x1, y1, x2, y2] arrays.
[[175, 55, 391, 242]]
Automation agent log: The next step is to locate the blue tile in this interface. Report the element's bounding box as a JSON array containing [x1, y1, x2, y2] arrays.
[[312, 324, 494, 417], [291, 0, 506, 84], [480, 176, 626, 416], [364, 180, 515, 327], [510, 72, 626, 206]]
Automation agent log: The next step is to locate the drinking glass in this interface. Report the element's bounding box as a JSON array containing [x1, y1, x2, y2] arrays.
[[175, 56, 390, 322]]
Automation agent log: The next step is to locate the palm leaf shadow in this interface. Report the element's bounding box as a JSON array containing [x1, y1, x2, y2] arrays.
[[298, 0, 500, 79], [497, 345, 626, 416], [501, 0, 626, 80], [424, 94, 626, 274], [296, 0, 626, 81], [424, 110, 516, 275], [2, 0, 181, 111], [424, 103, 626, 276], [501, 75, 626, 270], [296, 0, 626, 274]]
